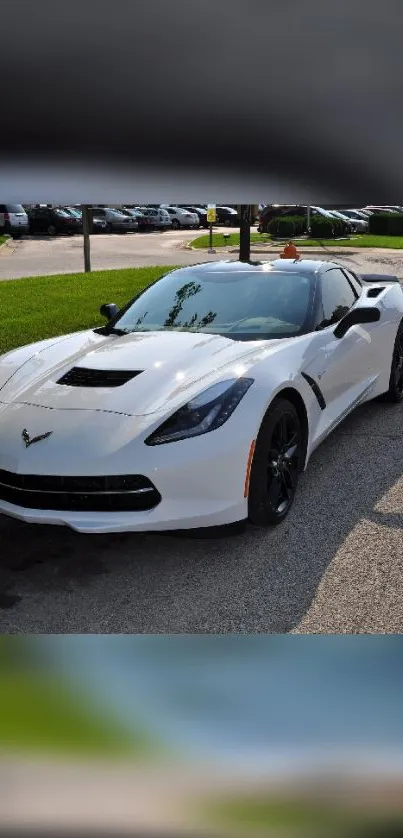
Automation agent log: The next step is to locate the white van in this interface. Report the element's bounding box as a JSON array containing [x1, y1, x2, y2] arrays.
[[0, 204, 29, 238]]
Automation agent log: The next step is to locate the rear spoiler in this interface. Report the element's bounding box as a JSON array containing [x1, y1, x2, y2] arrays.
[[360, 273, 400, 283]]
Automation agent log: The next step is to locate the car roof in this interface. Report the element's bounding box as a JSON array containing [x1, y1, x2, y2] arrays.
[[171, 259, 335, 275]]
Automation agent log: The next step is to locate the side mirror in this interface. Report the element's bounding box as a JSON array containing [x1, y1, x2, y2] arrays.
[[334, 306, 380, 339], [100, 303, 119, 321]]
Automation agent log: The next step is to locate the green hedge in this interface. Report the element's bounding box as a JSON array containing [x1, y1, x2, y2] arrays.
[[309, 216, 346, 239], [267, 214, 350, 240], [368, 213, 403, 236], [267, 215, 306, 238]]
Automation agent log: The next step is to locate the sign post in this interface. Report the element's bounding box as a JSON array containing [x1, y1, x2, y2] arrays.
[[207, 204, 216, 253], [82, 204, 92, 273], [307, 205, 311, 236]]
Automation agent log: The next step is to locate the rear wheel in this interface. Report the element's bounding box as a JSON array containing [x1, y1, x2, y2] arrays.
[[384, 321, 403, 402], [248, 398, 302, 526], [171, 219, 180, 229]]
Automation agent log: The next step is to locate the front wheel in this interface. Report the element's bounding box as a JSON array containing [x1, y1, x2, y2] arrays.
[[171, 219, 180, 229], [248, 398, 302, 526], [384, 321, 403, 402]]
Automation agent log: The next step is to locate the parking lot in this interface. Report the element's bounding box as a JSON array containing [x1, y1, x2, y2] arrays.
[[0, 228, 222, 280], [1, 225, 403, 633]]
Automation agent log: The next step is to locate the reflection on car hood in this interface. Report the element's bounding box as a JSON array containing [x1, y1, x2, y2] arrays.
[[0, 329, 283, 417]]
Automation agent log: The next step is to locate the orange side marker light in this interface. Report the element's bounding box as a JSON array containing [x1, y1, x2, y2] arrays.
[[244, 440, 256, 498]]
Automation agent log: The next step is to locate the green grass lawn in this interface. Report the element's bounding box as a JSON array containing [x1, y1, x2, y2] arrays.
[[0, 235, 8, 247], [190, 232, 403, 250], [191, 232, 266, 249], [0, 266, 176, 355]]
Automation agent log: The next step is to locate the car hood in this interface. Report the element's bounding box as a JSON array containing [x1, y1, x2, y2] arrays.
[[0, 329, 282, 417]]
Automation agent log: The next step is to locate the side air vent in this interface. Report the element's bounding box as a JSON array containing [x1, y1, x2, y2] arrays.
[[57, 367, 142, 387], [366, 287, 385, 298], [301, 372, 326, 410]]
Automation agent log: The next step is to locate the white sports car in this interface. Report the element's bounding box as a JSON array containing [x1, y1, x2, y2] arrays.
[[0, 259, 403, 534]]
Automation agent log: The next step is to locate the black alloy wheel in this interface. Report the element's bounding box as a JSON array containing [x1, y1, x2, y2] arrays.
[[248, 398, 302, 526], [385, 321, 403, 402]]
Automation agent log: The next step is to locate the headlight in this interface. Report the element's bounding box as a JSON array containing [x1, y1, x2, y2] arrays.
[[145, 378, 254, 446]]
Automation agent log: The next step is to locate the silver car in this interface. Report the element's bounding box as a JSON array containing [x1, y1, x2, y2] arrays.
[[137, 207, 172, 229], [0, 203, 29, 238], [160, 205, 199, 229]]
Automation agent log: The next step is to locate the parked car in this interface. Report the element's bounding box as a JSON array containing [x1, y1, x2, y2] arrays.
[[64, 207, 108, 234], [310, 206, 352, 236], [1, 260, 403, 534], [364, 206, 401, 214], [215, 206, 240, 226], [137, 208, 172, 229], [122, 208, 154, 231], [0, 203, 29, 238], [91, 207, 139, 233], [180, 206, 209, 228], [26, 206, 82, 235], [160, 206, 199, 229], [333, 209, 368, 231], [340, 209, 370, 223], [327, 210, 365, 233]]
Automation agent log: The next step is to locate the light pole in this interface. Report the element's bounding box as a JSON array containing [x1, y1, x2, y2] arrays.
[[238, 204, 251, 262], [82, 204, 91, 273]]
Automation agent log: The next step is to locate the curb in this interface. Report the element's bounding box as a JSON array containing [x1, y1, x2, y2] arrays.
[[0, 236, 19, 257], [0, 236, 12, 253]]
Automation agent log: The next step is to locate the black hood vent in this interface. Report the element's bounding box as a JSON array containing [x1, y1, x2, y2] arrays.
[[57, 367, 142, 387]]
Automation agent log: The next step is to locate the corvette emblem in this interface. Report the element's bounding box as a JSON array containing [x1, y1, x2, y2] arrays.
[[21, 429, 53, 448]]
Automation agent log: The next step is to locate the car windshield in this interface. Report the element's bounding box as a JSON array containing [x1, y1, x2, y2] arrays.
[[55, 209, 71, 217], [113, 268, 315, 341]]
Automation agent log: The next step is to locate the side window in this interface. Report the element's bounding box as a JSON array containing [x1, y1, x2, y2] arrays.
[[318, 269, 357, 329]]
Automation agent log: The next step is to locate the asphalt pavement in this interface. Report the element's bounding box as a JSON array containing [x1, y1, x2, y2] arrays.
[[0, 229, 227, 280]]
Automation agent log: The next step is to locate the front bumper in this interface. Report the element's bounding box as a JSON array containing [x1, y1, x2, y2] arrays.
[[0, 404, 250, 533]]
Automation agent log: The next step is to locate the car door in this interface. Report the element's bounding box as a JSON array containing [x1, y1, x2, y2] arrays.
[[312, 268, 375, 418]]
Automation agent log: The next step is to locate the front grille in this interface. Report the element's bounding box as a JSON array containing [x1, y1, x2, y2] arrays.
[[57, 367, 142, 387], [0, 469, 161, 512]]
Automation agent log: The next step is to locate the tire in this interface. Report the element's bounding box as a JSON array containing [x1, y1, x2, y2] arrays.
[[384, 321, 403, 402], [105, 223, 113, 233], [171, 219, 180, 229], [248, 398, 302, 526], [47, 224, 56, 236]]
